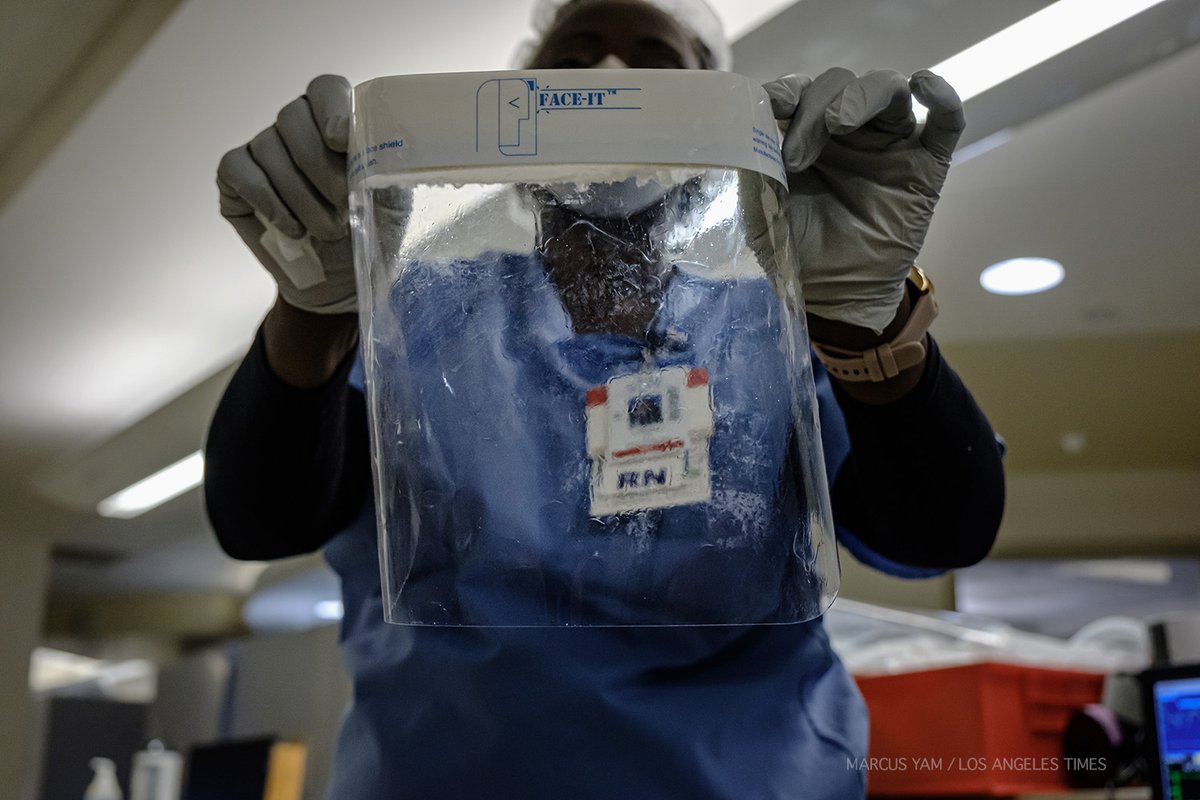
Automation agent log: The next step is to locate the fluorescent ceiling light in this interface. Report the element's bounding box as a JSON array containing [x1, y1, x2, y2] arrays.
[[1056, 559, 1172, 585], [917, 0, 1170, 119], [980, 257, 1064, 295], [29, 648, 157, 702], [97, 450, 204, 519], [30, 647, 102, 692]]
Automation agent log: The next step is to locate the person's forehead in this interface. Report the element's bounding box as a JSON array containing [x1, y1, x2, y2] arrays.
[[545, 0, 696, 46]]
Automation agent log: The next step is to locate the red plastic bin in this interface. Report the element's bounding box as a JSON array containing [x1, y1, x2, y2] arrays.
[[854, 661, 1105, 797]]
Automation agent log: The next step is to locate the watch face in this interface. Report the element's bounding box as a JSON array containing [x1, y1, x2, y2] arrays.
[[909, 265, 934, 295]]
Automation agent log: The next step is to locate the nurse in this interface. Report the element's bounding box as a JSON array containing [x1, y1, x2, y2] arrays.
[[207, 1, 1005, 797]]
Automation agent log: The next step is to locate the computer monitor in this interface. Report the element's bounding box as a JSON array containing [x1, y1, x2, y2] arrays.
[[1143, 663, 1200, 800], [183, 736, 305, 800]]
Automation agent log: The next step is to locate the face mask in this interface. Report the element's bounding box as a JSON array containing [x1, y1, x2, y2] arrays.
[[593, 54, 629, 69], [542, 176, 673, 220]]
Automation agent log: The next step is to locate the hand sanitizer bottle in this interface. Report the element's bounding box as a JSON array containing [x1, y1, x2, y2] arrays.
[[84, 757, 123, 800]]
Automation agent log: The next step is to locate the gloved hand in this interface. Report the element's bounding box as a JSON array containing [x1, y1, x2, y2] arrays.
[[763, 68, 964, 333], [217, 75, 357, 314]]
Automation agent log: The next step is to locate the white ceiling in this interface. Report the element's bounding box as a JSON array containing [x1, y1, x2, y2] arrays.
[[0, 0, 795, 453], [0, 0, 125, 149], [928, 41, 1200, 341], [2, 0, 1199, 602]]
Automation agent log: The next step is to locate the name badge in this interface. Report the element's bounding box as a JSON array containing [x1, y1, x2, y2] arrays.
[[585, 365, 714, 516]]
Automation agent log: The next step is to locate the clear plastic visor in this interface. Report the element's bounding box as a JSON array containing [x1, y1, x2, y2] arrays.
[[352, 163, 839, 627]]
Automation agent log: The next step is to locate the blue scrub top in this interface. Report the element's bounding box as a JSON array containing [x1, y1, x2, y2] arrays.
[[323, 252, 880, 799]]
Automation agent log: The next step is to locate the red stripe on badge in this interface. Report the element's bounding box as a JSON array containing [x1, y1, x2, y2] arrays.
[[687, 367, 708, 387], [586, 386, 607, 407], [612, 439, 685, 459]]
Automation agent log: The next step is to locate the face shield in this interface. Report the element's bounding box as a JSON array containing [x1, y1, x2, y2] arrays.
[[349, 69, 839, 626]]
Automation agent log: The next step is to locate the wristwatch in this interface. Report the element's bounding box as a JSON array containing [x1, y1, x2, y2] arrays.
[[811, 266, 938, 383]]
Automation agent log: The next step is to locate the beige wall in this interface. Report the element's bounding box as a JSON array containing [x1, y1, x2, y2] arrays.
[[994, 469, 1200, 558], [837, 545, 957, 610], [0, 535, 49, 799]]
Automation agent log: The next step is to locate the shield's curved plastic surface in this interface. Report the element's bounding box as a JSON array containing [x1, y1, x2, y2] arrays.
[[350, 70, 839, 626]]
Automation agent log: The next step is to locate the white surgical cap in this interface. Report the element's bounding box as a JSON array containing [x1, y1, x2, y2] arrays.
[[513, 0, 733, 72]]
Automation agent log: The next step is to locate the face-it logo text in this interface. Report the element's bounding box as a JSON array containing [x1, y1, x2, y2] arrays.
[[477, 78, 642, 157], [537, 89, 620, 108]]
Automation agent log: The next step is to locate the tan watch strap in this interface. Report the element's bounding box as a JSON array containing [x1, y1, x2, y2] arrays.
[[811, 266, 939, 383]]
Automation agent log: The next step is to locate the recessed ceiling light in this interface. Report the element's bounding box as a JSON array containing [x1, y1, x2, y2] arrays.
[[980, 257, 1064, 295], [1061, 432, 1087, 455]]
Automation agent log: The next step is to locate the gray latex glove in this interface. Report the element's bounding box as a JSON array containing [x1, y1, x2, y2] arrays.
[[217, 75, 357, 314], [763, 68, 964, 333]]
